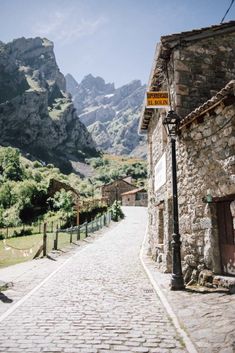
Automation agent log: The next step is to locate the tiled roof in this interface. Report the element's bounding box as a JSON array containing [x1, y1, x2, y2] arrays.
[[138, 21, 235, 133], [100, 178, 135, 189], [161, 21, 235, 47], [179, 80, 235, 129], [121, 188, 146, 196]]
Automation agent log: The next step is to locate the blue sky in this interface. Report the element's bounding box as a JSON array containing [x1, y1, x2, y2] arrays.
[[0, 0, 234, 87]]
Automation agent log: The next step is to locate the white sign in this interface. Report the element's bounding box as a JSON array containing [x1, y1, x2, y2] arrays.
[[155, 153, 166, 191]]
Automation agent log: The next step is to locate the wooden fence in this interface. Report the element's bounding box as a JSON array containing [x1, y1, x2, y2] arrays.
[[42, 210, 112, 256]]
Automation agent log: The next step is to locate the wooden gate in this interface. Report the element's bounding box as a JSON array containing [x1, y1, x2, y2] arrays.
[[216, 197, 235, 276]]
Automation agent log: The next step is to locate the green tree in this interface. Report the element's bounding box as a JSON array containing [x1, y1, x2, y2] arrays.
[[3, 205, 21, 227], [13, 180, 38, 210], [0, 181, 15, 208], [49, 189, 74, 225], [0, 147, 24, 181]]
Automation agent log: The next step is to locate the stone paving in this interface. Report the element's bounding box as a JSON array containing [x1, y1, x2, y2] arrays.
[[0, 207, 186, 353], [143, 254, 235, 353]]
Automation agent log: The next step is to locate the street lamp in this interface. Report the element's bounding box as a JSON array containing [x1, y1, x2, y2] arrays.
[[115, 181, 119, 222], [163, 110, 185, 290]]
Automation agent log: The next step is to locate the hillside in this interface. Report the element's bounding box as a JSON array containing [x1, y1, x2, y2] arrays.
[[66, 74, 147, 158], [0, 37, 97, 174]]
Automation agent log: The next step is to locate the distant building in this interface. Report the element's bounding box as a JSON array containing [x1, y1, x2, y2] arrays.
[[139, 22, 235, 281], [101, 178, 136, 205], [121, 188, 148, 207], [47, 178, 79, 198]]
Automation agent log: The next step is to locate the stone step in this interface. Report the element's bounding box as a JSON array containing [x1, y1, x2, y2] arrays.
[[213, 275, 235, 294]]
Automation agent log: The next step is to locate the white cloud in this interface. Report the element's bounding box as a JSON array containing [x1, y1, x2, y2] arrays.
[[33, 9, 107, 43]]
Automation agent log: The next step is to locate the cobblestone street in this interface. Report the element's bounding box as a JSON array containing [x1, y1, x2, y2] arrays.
[[0, 207, 187, 353]]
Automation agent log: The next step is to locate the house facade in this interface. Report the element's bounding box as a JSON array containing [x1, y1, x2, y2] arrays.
[[101, 178, 136, 205], [121, 188, 148, 207], [139, 22, 235, 282]]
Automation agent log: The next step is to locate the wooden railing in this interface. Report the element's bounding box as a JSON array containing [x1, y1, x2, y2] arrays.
[[42, 210, 112, 255]]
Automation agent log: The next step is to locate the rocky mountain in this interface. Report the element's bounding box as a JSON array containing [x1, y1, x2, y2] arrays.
[[0, 37, 97, 174], [65, 74, 147, 158]]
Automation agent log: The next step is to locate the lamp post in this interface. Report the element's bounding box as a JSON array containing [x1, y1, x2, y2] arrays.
[[163, 110, 185, 290], [115, 181, 119, 222]]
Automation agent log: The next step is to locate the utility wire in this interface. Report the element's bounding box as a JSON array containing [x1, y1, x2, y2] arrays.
[[221, 0, 235, 23]]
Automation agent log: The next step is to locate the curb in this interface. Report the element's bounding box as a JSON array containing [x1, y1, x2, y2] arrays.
[[139, 227, 199, 353]]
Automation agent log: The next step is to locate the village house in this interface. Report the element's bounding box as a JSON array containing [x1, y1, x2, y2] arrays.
[[100, 177, 136, 205], [139, 21, 235, 284], [121, 187, 148, 207]]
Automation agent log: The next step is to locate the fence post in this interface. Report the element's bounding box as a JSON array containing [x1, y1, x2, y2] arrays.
[[43, 223, 47, 257], [85, 222, 88, 237], [70, 228, 73, 243], [54, 225, 59, 250], [100, 216, 102, 228], [77, 225, 80, 241], [51, 221, 53, 233]]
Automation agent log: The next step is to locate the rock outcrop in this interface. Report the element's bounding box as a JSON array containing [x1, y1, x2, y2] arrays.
[[0, 37, 97, 174], [66, 74, 147, 158]]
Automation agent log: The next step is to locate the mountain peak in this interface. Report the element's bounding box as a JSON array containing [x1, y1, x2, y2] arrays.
[[80, 74, 115, 94], [0, 37, 97, 174], [66, 73, 147, 158]]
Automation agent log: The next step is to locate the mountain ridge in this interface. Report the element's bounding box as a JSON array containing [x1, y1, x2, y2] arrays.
[[0, 37, 98, 174], [65, 73, 147, 158]]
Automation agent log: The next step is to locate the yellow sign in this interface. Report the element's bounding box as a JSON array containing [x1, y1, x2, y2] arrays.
[[146, 91, 169, 108]]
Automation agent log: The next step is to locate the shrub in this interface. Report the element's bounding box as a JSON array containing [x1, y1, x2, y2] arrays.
[[33, 161, 43, 168], [110, 201, 124, 222], [12, 228, 33, 237], [46, 164, 54, 169], [3, 206, 21, 227]]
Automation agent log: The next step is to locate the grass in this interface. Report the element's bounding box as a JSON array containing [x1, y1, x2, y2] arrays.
[[0, 214, 108, 268], [102, 153, 145, 164], [0, 221, 61, 239], [0, 229, 86, 268]]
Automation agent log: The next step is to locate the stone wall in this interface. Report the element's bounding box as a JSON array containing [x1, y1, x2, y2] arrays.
[[122, 194, 136, 206], [144, 25, 235, 279], [147, 111, 173, 272], [177, 102, 235, 280], [168, 33, 235, 118], [101, 180, 136, 205], [147, 99, 235, 278]]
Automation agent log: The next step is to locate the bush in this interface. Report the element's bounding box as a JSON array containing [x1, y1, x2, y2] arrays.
[[33, 161, 43, 168], [12, 228, 33, 237], [46, 164, 54, 169], [0, 232, 5, 240], [3, 206, 21, 227], [110, 201, 124, 222]]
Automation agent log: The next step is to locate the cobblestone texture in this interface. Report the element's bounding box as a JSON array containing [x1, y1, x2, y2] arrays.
[[0, 207, 186, 353], [143, 248, 235, 353]]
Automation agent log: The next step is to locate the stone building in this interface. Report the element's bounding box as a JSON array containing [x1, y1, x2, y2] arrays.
[[139, 22, 235, 282], [121, 188, 148, 207], [101, 178, 136, 205]]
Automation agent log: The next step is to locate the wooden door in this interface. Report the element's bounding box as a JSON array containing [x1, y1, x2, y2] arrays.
[[216, 200, 235, 276]]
